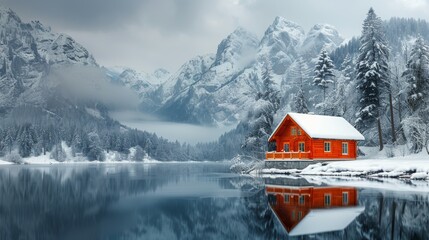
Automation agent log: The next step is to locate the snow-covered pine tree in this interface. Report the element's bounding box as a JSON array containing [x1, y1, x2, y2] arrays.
[[402, 37, 429, 153], [339, 54, 359, 119], [288, 58, 310, 113], [261, 60, 280, 111], [242, 60, 280, 158], [313, 50, 335, 114], [356, 8, 389, 150], [403, 37, 429, 112], [17, 123, 36, 158], [325, 70, 348, 117], [50, 142, 67, 162], [313, 50, 335, 100], [292, 88, 309, 114]]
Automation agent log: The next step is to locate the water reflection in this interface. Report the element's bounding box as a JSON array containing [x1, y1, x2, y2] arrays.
[[265, 178, 364, 237], [264, 176, 429, 240], [0, 164, 284, 240], [0, 164, 428, 240]]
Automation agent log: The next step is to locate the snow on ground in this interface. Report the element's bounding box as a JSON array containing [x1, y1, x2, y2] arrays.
[[0, 159, 13, 165], [262, 146, 429, 180], [0, 141, 163, 165], [304, 176, 429, 193]]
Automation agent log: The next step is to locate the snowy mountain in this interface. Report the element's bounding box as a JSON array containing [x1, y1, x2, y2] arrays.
[[259, 16, 305, 75], [105, 66, 171, 111], [155, 28, 261, 124], [142, 17, 344, 125], [300, 24, 344, 60], [0, 6, 97, 112]]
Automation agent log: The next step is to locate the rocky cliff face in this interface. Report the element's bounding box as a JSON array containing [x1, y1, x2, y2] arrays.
[[299, 23, 344, 60], [143, 17, 344, 125], [0, 7, 96, 112]]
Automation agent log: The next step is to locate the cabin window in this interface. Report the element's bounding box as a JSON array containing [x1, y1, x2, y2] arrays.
[[324, 194, 331, 206], [299, 195, 305, 205], [298, 142, 305, 152], [291, 127, 297, 136], [292, 211, 296, 220], [324, 142, 331, 152], [284, 144, 290, 152], [298, 211, 303, 220], [268, 194, 277, 206], [342, 142, 349, 155], [298, 129, 302, 135], [342, 192, 349, 205], [284, 194, 290, 203]]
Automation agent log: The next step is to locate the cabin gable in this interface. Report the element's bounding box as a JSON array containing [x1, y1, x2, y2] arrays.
[[270, 116, 312, 154]]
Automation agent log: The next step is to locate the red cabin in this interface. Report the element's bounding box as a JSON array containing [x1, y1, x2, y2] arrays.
[[266, 113, 364, 161]]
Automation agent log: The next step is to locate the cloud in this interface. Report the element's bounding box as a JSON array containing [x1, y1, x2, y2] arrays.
[[46, 65, 139, 109], [395, 0, 428, 9], [3, 0, 429, 73], [109, 110, 236, 144], [2, 0, 144, 30]]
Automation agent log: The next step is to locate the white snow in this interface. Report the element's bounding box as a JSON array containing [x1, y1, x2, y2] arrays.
[[287, 206, 365, 236], [270, 112, 365, 141], [262, 146, 429, 180], [85, 107, 102, 119], [0, 141, 163, 165], [0, 159, 13, 165]]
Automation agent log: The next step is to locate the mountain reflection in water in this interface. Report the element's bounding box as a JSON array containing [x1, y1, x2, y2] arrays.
[[0, 163, 428, 240]]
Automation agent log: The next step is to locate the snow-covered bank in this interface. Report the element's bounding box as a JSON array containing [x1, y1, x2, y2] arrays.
[[261, 147, 429, 180], [0, 159, 13, 165], [0, 155, 163, 165]]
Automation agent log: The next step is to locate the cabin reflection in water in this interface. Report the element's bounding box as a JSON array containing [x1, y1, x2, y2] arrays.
[[266, 182, 364, 236]]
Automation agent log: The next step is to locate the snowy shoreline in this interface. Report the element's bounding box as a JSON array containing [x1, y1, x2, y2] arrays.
[[0, 159, 161, 165], [260, 150, 429, 180], [0, 158, 227, 165]]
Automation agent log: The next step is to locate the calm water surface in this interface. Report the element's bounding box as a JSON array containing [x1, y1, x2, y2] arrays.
[[0, 163, 428, 240]]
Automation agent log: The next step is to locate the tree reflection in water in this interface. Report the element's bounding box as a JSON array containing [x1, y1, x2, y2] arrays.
[[264, 177, 429, 240], [0, 164, 428, 240], [0, 164, 283, 240]]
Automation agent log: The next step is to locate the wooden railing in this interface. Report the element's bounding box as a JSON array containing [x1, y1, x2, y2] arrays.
[[265, 151, 311, 160]]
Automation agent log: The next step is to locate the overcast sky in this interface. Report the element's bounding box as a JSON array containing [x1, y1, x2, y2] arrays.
[[2, 0, 429, 73]]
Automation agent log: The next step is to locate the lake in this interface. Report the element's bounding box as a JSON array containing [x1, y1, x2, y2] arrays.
[[0, 163, 428, 240]]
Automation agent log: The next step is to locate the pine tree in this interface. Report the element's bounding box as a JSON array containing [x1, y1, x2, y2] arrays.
[[402, 37, 429, 153], [325, 72, 348, 116], [86, 132, 105, 161], [242, 60, 280, 158], [291, 88, 309, 114], [261, 60, 280, 111], [403, 37, 429, 112], [50, 142, 67, 162], [356, 8, 389, 150], [17, 124, 36, 158], [4, 130, 13, 154], [313, 50, 335, 103], [288, 58, 310, 114]]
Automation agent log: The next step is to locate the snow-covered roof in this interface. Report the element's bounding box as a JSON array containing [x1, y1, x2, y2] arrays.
[[269, 112, 365, 141], [288, 206, 365, 236]]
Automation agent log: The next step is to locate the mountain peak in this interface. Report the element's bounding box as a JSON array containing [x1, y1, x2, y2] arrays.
[[269, 16, 304, 37], [153, 68, 170, 79], [259, 16, 305, 75], [213, 26, 259, 67], [300, 23, 344, 58], [231, 26, 256, 37]]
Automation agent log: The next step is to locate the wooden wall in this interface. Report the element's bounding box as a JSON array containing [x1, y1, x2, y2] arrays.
[[311, 139, 357, 159]]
